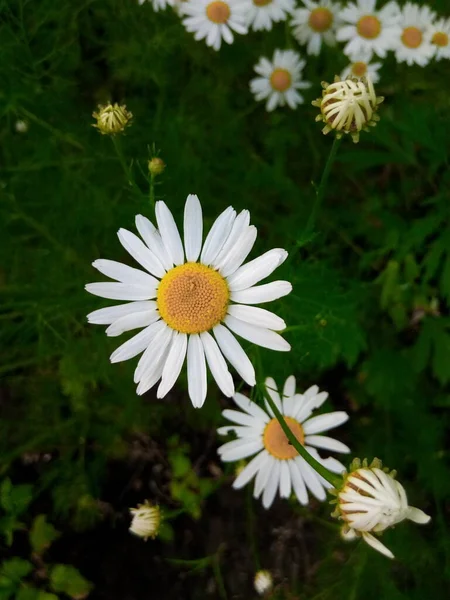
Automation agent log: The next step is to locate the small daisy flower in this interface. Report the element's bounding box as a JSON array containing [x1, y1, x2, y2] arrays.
[[250, 50, 311, 112], [429, 17, 450, 61], [332, 458, 431, 559], [254, 570, 273, 595], [129, 501, 161, 540], [218, 377, 349, 509], [86, 195, 292, 408], [138, 0, 176, 11], [15, 120, 28, 133], [393, 2, 436, 66], [180, 0, 249, 51], [312, 76, 383, 143], [341, 49, 382, 82], [290, 0, 342, 56], [336, 0, 401, 59], [92, 103, 133, 136], [246, 0, 295, 32]]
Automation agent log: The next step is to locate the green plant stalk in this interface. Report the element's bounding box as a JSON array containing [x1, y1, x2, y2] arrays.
[[260, 384, 342, 489], [149, 172, 156, 208]]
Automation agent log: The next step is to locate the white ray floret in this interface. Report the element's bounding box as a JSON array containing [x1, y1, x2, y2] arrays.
[[392, 2, 437, 66], [138, 0, 176, 11], [250, 49, 311, 112], [341, 48, 382, 82], [336, 0, 401, 59], [86, 195, 292, 408], [290, 0, 342, 56], [218, 376, 349, 508], [180, 0, 249, 51], [246, 0, 295, 32]]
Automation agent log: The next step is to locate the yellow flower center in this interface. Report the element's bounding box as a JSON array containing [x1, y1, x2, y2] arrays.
[[270, 68, 292, 92], [357, 15, 381, 39], [157, 263, 229, 334], [206, 1, 230, 23], [263, 417, 304, 460], [432, 31, 448, 47], [253, 0, 272, 5], [351, 61, 368, 77], [308, 7, 333, 32], [401, 26, 422, 48]]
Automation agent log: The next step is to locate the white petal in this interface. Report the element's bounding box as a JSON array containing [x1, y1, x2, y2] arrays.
[[218, 438, 263, 462], [254, 454, 274, 499], [213, 210, 251, 271], [118, 228, 166, 278], [279, 461, 292, 498], [85, 282, 155, 301], [264, 376, 282, 413], [87, 301, 155, 324], [303, 412, 349, 435], [231, 281, 292, 304], [136, 328, 174, 394], [110, 319, 164, 364], [187, 334, 207, 408], [362, 532, 394, 559], [231, 392, 269, 423], [106, 309, 159, 337], [213, 324, 256, 386], [227, 305, 286, 331], [200, 331, 234, 397], [183, 194, 203, 262], [288, 460, 308, 505], [222, 409, 258, 427], [217, 226, 257, 277], [157, 332, 188, 398], [135, 215, 173, 271], [155, 201, 185, 266], [405, 507, 431, 525], [304, 435, 351, 454], [224, 315, 290, 352], [262, 459, 281, 509], [227, 249, 288, 291], [133, 321, 172, 381], [296, 456, 326, 501], [282, 375, 296, 400], [92, 259, 158, 286], [232, 451, 268, 489], [200, 207, 236, 266]]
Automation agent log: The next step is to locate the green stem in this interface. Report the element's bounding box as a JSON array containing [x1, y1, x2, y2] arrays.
[[111, 136, 139, 194], [260, 384, 342, 489], [149, 172, 156, 208]]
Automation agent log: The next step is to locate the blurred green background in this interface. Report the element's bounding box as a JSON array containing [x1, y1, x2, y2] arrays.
[[0, 0, 449, 598]]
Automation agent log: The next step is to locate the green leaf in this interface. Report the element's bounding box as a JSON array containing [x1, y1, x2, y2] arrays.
[[0, 559, 33, 585], [16, 587, 59, 600], [49, 566, 92, 600], [0, 480, 33, 516], [30, 515, 60, 554]]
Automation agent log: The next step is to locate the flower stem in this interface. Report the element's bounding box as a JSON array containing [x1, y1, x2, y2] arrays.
[[259, 383, 342, 489], [149, 172, 156, 209]]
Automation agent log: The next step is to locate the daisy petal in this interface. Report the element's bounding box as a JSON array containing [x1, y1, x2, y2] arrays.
[[227, 304, 286, 331], [288, 460, 308, 505], [231, 392, 269, 423], [157, 332, 188, 398], [231, 281, 292, 304], [279, 461, 292, 498], [183, 194, 203, 262], [85, 282, 156, 301], [118, 228, 166, 278], [262, 459, 281, 508], [136, 327, 174, 394], [218, 438, 263, 462], [224, 315, 290, 352], [187, 334, 207, 408], [200, 207, 236, 266], [304, 434, 350, 454], [217, 226, 258, 277], [87, 301, 155, 325], [296, 456, 326, 501], [213, 324, 256, 386], [232, 450, 269, 489], [200, 331, 234, 397], [303, 412, 349, 435], [227, 249, 288, 292], [135, 215, 173, 271], [105, 308, 159, 337], [362, 532, 394, 559], [110, 319, 165, 364], [155, 201, 185, 266], [92, 259, 158, 286]]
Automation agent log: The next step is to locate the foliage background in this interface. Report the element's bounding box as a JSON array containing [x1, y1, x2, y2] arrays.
[[0, 0, 449, 598]]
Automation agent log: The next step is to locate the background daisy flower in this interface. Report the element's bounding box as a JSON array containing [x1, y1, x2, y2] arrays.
[[246, 0, 295, 32], [250, 49, 311, 111], [429, 17, 450, 61], [180, 0, 249, 51], [290, 0, 342, 56], [218, 376, 349, 508], [393, 2, 436, 66], [341, 49, 382, 82], [138, 0, 176, 11], [86, 195, 292, 408], [336, 0, 401, 58]]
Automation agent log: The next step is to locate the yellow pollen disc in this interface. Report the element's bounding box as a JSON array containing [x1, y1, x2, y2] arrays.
[[357, 15, 381, 39], [401, 26, 422, 48], [254, 0, 272, 5], [432, 31, 448, 47], [157, 262, 229, 334], [263, 417, 305, 460], [206, 1, 230, 24], [308, 7, 333, 32], [270, 68, 292, 92], [351, 61, 368, 77]]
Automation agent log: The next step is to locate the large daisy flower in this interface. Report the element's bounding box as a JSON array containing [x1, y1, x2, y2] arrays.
[[290, 0, 342, 56], [86, 195, 292, 408], [336, 0, 401, 58], [250, 50, 311, 112], [218, 377, 349, 508], [393, 2, 436, 66], [180, 0, 249, 51], [246, 0, 295, 32], [429, 17, 450, 61], [341, 48, 382, 82]]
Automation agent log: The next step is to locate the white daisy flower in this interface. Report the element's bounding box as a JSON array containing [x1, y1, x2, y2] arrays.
[[129, 501, 161, 540], [180, 0, 249, 51], [290, 0, 342, 56], [86, 195, 292, 408], [246, 0, 295, 32], [429, 17, 450, 61], [217, 376, 349, 509], [250, 50, 311, 112], [392, 2, 436, 66], [334, 458, 431, 559], [138, 0, 176, 11], [336, 0, 401, 58], [341, 49, 382, 82], [254, 570, 273, 595]]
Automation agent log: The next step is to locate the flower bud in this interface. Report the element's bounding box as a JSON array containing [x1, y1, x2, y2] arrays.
[[331, 458, 430, 559], [129, 501, 161, 540], [148, 157, 165, 177], [92, 102, 133, 135], [312, 76, 383, 143], [254, 570, 273, 596]]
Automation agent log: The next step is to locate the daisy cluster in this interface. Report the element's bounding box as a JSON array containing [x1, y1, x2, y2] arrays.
[[138, 0, 450, 111]]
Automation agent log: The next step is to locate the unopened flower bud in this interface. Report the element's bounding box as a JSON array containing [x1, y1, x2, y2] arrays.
[[148, 157, 165, 177], [331, 458, 430, 559], [312, 76, 383, 143], [92, 102, 133, 135], [15, 120, 28, 133], [254, 570, 273, 596], [129, 501, 161, 540]]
